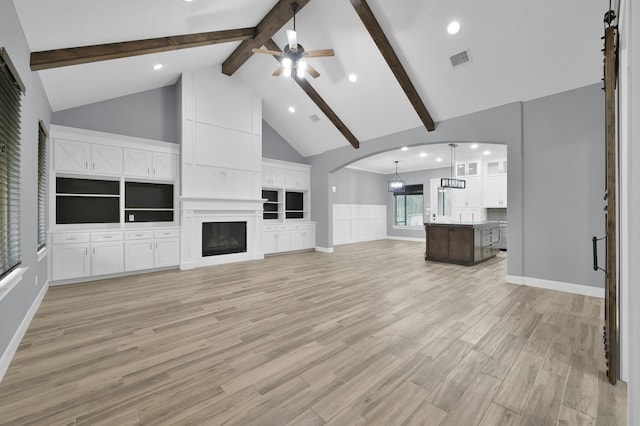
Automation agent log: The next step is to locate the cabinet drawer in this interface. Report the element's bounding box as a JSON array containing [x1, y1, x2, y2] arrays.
[[303, 223, 315, 230], [290, 224, 304, 230], [263, 225, 277, 232], [154, 229, 179, 238], [92, 231, 123, 242], [277, 225, 290, 231], [52, 233, 90, 244], [125, 230, 154, 240]]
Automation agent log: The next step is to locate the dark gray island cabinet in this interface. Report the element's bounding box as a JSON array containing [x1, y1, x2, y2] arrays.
[[424, 222, 500, 265]]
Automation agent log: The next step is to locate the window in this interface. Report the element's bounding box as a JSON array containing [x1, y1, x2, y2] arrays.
[[0, 47, 25, 279], [37, 121, 48, 251], [394, 184, 424, 227]]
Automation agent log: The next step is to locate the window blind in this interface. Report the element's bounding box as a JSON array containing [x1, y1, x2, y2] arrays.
[[0, 48, 24, 279], [37, 121, 47, 251]]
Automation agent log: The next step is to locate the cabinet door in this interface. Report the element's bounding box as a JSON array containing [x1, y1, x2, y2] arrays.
[[427, 227, 449, 260], [125, 239, 154, 271], [52, 244, 90, 280], [290, 230, 305, 251], [467, 208, 484, 223], [285, 170, 308, 189], [303, 229, 316, 249], [465, 177, 483, 208], [448, 227, 474, 263], [92, 242, 124, 276], [484, 176, 502, 207], [154, 237, 180, 267], [92, 144, 122, 175], [123, 149, 152, 177], [153, 153, 177, 180], [277, 231, 291, 252], [262, 167, 284, 187], [500, 175, 507, 206], [263, 231, 278, 254], [453, 189, 468, 209], [54, 139, 90, 172]]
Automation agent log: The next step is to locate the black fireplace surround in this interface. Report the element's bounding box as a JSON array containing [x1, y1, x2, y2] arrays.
[[202, 222, 247, 257]]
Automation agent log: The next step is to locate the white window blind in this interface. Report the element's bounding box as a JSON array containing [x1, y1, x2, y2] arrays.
[[0, 47, 25, 279], [37, 121, 47, 251]]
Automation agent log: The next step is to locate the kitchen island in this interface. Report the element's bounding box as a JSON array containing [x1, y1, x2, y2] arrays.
[[424, 221, 500, 265]]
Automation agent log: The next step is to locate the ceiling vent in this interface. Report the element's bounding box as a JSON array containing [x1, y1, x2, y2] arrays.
[[309, 114, 321, 123], [450, 49, 472, 68]]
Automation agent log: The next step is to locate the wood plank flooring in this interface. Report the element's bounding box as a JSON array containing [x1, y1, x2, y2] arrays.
[[0, 240, 627, 425]]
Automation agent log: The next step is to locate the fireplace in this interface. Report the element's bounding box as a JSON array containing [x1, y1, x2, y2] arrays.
[[202, 222, 247, 257]]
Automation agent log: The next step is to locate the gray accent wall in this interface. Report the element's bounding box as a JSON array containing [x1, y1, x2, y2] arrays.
[[52, 85, 179, 143], [330, 168, 387, 205], [262, 121, 306, 163], [0, 1, 52, 372], [522, 84, 605, 288], [385, 167, 450, 239]]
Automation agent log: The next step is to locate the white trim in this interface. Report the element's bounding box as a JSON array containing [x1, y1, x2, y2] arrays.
[[0, 280, 49, 382], [507, 275, 604, 298], [315, 247, 334, 253], [37, 247, 47, 262], [0, 267, 27, 303], [387, 236, 425, 243]]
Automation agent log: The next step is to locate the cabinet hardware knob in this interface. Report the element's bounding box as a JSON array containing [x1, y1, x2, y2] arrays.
[[92, 162, 95, 170]]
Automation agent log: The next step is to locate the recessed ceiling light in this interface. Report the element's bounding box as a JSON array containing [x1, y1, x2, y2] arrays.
[[470, 143, 479, 149], [484, 150, 491, 156], [420, 152, 427, 158], [183, 0, 194, 2], [152, 64, 164, 71], [447, 21, 461, 35], [436, 157, 443, 162], [348, 73, 358, 83], [288, 106, 296, 113], [401, 146, 408, 151]]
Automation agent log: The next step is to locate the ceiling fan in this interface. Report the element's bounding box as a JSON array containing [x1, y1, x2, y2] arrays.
[[251, 2, 335, 78]]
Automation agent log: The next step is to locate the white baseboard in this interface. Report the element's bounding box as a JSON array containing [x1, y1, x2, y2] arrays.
[[386, 236, 426, 243], [0, 281, 49, 382], [315, 247, 334, 253], [507, 275, 604, 298]]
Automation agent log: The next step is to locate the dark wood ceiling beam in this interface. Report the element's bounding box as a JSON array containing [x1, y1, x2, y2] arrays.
[[265, 39, 359, 149], [30, 28, 256, 71], [222, 0, 310, 76], [349, 0, 435, 131]]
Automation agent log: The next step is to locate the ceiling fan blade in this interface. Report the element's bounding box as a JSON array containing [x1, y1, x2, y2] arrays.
[[272, 66, 285, 77], [287, 30, 298, 51], [303, 49, 335, 58], [252, 48, 283, 56], [306, 63, 320, 78]]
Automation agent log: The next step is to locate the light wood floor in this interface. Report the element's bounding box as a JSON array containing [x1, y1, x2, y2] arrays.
[[0, 240, 627, 425]]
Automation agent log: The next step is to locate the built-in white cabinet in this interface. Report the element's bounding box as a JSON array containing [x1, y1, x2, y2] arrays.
[[285, 169, 310, 190], [124, 229, 180, 272], [263, 223, 315, 254], [52, 243, 91, 280], [54, 139, 122, 175], [453, 177, 483, 209], [51, 231, 125, 281], [262, 166, 285, 188], [124, 149, 177, 180]]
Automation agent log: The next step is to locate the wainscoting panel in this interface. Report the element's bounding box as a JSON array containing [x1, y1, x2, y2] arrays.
[[333, 204, 387, 245]]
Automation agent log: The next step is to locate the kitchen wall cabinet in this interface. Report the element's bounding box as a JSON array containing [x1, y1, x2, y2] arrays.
[[484, 175, 508, 207], [456, 160, 480, 177], [485, 159, 507, 176]]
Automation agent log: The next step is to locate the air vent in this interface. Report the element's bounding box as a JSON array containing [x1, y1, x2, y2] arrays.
[[309, 114, 321, 123], [450, 49, 472, 67]]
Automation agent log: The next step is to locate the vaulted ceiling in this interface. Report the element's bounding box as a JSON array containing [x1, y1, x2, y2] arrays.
[[13, 0, 606, 157]]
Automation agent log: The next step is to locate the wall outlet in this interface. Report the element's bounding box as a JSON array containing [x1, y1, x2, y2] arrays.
[[129, 214, 135, 221]]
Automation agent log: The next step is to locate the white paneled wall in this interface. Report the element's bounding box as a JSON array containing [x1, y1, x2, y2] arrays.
[[333, 204, 387, 245]]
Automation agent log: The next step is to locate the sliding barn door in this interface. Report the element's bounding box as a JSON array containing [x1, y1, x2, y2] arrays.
[[603, 23, 618, 385]]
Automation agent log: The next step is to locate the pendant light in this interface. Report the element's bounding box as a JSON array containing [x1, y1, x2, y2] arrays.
[[440, 143, 466, 189], [388, 160, 405, 192]]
